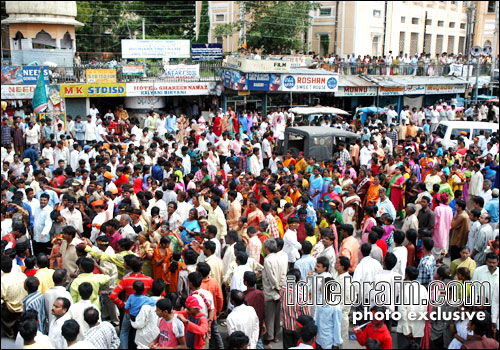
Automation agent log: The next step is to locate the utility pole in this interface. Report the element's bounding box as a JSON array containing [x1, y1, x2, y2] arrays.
[[240, 2, 246, 49], [490, 1, 499, 95], [465, 2, 476, 84], [142, 18, 146, 77]]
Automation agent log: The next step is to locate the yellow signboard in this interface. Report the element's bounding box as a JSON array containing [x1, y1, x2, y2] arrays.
[[61, 84, 126, 98], [86, 69, 117, 83]]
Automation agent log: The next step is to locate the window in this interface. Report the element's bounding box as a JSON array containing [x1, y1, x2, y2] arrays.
[[425, 19, 432, 25], [436, 34, 443, 54], [60, 32, 72, 49], [373, 10, 381, 18], [372, 36, 379, 56], [458, 36, 465, 53], [473, 129, 492, 138], [424, 34, 432, 54], [487, 1, 496, 13], [450, 128, 470, 141], [401, 16, 406, 23], [460, 23, 466, 29], [447, 36, 455, 53], [449, 22, 455, 28], [412, 18, 419, 25], [399, 32, 406, 53], [215, 14, 225, 22], [320, 8, 332, 16], [32, 30, 57, 49], [410, 33, 419, 55], [438, 20, 444, 27]]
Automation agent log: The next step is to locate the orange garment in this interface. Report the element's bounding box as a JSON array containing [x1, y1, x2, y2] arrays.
[[366, 184, 381, 206], [295, 158, 307, 174], [153, 246, 172, 281], [283, 157, 296, 169], [275, 215, 284, 238], [290, 190, 302, 206], [339, 235, 360, 274], [167, 260, 185, 293]]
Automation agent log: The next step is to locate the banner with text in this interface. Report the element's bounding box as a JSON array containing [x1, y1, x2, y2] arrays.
[[163, 64, 200, 79], [86, 69, 117, 83], [126, 82, 211, 96], [280, 74, 339, 92], [22, 66, 50, 85], [121, 39, 190, 59], [122, 65, 144, 76], [191, 44, 223, 61], [335, 86, 377, 97], [61, 84, 126, 98], [1, 85, 36, 99], [404, 85, 426, 95], [425, 84, 466, 95], [378, 86, 404, 96]]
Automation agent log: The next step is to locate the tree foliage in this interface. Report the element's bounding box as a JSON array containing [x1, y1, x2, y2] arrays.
[[196, 0, 210, 43], [75, 1, 195, 53], [244, 1, 320, 54]]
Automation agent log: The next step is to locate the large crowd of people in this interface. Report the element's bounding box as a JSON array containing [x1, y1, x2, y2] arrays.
[[1, 99, 499, 350]]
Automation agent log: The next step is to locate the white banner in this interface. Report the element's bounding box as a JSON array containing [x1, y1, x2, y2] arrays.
[[121, 39, 190, 59], [426, 84, 466, 95], [126, 82, 212, 96], [280, 74, 339, 92], [1, 85, 36, 99], [335, 86, 377, 97], [404, 85, 426, 95], [163, 64, 200, 79], [449, 63, 463, 77]]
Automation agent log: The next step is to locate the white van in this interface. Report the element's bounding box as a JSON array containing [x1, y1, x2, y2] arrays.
[[435, 121, 499, 150]]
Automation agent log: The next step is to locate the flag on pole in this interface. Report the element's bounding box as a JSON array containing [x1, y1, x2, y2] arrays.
[[32, 67, 48, 114]]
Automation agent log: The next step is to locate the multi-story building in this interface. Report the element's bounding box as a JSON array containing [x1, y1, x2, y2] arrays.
[[195, 1, 496, 58]]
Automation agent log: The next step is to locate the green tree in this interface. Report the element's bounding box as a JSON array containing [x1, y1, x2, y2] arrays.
[[244, 1, 319, 54], [196, 0, 210, 43]]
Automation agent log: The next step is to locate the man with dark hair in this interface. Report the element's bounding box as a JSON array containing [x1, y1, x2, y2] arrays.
[[34, 253, 55, 294], [417, 237, 436, 286], [461, 312, 499, 348], [68, 282, 100, 340], [49, 297, 72, 348], [60, 225, 79, 278], [230, 252, 251, 298], [228, 331, 250, 349], [70, 257, 110, 309], [450, 199, 470, 261], [471, 213, 495, 265], [202, 240, 223, 284], [187, 271, 215, 324], [294, 240, 316, 281], [33, 192, 54, 256], [339, 223, 359, 273], [198, 262, 224, 349], [22, 276, 47, 334], [18, 319, 41, 348], [243, 271, 266, 348], [44, 268, 73, 325], [472, 252, 499, 304], [83, 306, 119, 349], [318, 227, 336, 275], [370, 253, 401, 319], [227, 289, 260, 349], [283, 216, 301, 270], [61, 318, 95, 348]]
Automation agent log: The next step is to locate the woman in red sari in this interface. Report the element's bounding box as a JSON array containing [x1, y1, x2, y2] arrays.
[[244, 197, 265, 230], [388, 166, 406, 219]]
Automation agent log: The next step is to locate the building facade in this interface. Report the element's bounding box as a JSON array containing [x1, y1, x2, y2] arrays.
[[195, 1, 496, 58]]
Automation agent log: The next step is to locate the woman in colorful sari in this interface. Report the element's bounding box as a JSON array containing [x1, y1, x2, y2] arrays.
[[179, 208, 201, 245], [283, 150, 296, 169], [404, 172, 420, 206], [450, 246, 476, 279], [321, 168, 332, 198], [361, 205, 378, 244], [153, 236, 172, 281], [309, 167, 324, 209], [449, 164, 466, 193], [388, 166, 406, 219], [244, 197, 266, 230], [132, 232, 154, 277], [366, 174, 382, 206], [438, 174, 454, 200], [342, 184, 361, 230], [320, 184, 342, 214]]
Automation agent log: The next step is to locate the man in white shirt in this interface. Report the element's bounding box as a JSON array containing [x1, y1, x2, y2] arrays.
[[89, 104, 99, 124], [198, 133, 209, 153], [61, 197, 84, 235], [392, 230, 408, 276], [175, 192, 193, 223], [359, 140, 373, 167], [68, 282, 101, 340], [468, 164, 484, 209], [353, 243, 383, 304], [49, 297, 72, 349], [282, 217, 301, 269], [386, 106, 398, 126], [370, 253, 402, 313], [84, 116, 97, 143], [227, 290, 260, 349], [230, 252, 252, 295], [396, 266, 428, 348], [249, 148, 262, 176]]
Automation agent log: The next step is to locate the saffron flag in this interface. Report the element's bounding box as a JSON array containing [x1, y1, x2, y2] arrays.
[[32, 67, 48, 114]]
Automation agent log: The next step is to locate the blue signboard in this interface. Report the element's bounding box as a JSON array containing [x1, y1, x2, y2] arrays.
[[22, 66, 50, 85], [192, 43, 223, 61], [247, 73, 281, 91]]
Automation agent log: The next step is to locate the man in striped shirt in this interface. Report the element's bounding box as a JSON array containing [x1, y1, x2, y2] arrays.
[[262, 203, 280, 239], [280, 269, 312, 349], [23, 276, 47, 335]]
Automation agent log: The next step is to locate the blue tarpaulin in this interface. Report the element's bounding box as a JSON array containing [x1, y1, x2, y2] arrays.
[[358, 107, 387, 125]]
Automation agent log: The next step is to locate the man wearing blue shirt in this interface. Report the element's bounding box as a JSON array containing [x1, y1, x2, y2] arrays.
[[165, 113, 177, 135], [315, 276, 343, 348], [35, 178, 60, 209], [484, 189, 499, 226], [294, 241, 316, 281]]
